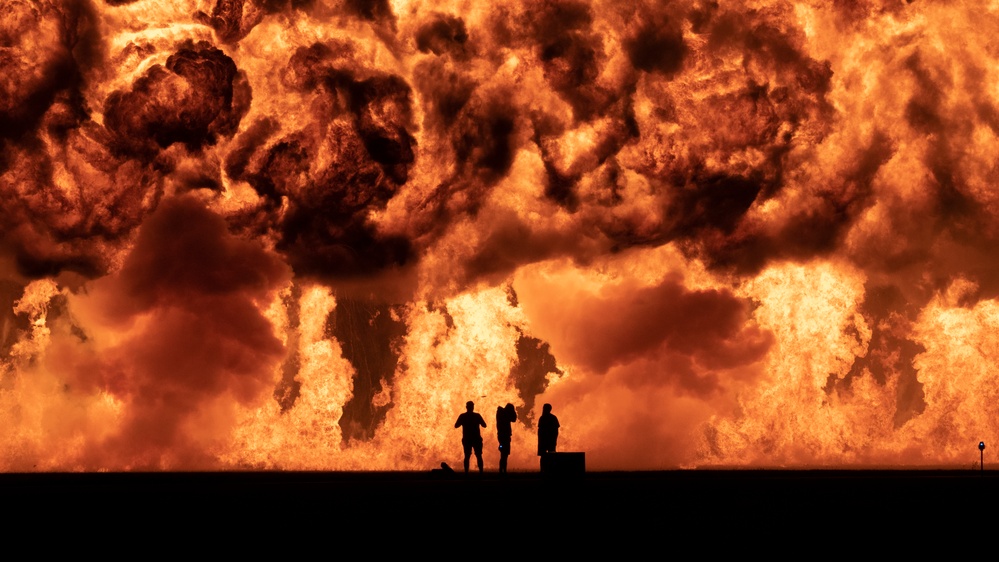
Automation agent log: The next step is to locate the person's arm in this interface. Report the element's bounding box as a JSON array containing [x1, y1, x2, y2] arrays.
[[455, 415, 461, 428], [480, 414, 487, 428]]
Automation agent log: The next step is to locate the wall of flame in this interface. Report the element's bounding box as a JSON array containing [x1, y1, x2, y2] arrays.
[[1, 0, 998, 470]]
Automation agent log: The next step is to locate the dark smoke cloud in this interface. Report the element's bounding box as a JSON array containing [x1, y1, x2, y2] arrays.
[[103, 40, 250, 158], [556, 3, 838, 278], [0, 1, 89, 143], [519, 1, 644, 208], [344, 0, 395, 24], [518, 269, 772, 394], [414, 13, 469, 57], [704, 10, 834, 89], [530, 2, 611, 121], [579, 278, 770, 391], [0, 7, 167, 277], [0, 0, 157, 280], [74, 195, 290, 467], [624, 11, 686, 76], [351, 74, 417, 184], [226, 41, 416, 278], [900, 51, 984, 249], [411, 59, 476, 127], [387, 1, 842, 294], [666, 173, 763, 237], [0, 3, 213, 282], [331, 298, 405, 442], [407, 2, 640, 229], [510, 330, 562, 427], [223, 117, 280, 183], [0, 113, 164, 278], [845, 283, 926, 427], [407, 10, 519, 213], [10, 0, 835, 298], [840, 39, 999, 307], [407, 39, 523, 232], [696, 130, 893, 273], [202, 0, 249, 44], [460, 210, 591, 286], [453, 92, 519, 186], [197, 0, 318, 44]]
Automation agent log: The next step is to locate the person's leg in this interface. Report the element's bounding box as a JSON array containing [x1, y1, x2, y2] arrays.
[[499, 438, 510, 472], [463, 442, 472, 473], [474, 442, 483, 472]]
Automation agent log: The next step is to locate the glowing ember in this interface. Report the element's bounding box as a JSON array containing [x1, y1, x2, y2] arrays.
[[1, 0, 998, 470]]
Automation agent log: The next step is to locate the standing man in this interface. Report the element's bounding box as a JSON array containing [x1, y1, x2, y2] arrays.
[[455, 400, 487, 473], [496, 403, 517, 474], [537, 403, 559, 455]]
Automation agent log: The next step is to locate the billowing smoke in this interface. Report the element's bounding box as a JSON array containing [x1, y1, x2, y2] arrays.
[[54, 196, 288, 469], [1, 0, 998, 470], [104, 40, 250, 158]]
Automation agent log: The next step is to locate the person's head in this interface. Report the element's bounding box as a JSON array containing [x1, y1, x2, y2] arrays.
[[466, 400, 474, 412], [543, 403, 552, 414], [505, 403, 515, 415]]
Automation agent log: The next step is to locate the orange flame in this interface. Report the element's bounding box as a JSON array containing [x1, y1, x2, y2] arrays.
[[2, 0, 999, 470]]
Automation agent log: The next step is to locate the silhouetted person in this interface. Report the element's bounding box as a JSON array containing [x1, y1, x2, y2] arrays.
[[537, 403, 559, 455], [496, 403, 517, 473], [430, 461, 456, 479], [455, 400, 486, 473]]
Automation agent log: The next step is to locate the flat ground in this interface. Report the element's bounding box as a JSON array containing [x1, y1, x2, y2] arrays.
[[2, 470, 990, 549]]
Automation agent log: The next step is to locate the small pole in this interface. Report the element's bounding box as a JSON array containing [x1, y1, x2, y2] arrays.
[[979, 441, 986, 473]]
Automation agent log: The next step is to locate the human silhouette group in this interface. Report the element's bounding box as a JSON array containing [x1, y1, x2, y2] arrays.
[[453, 400, 559, 473]]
